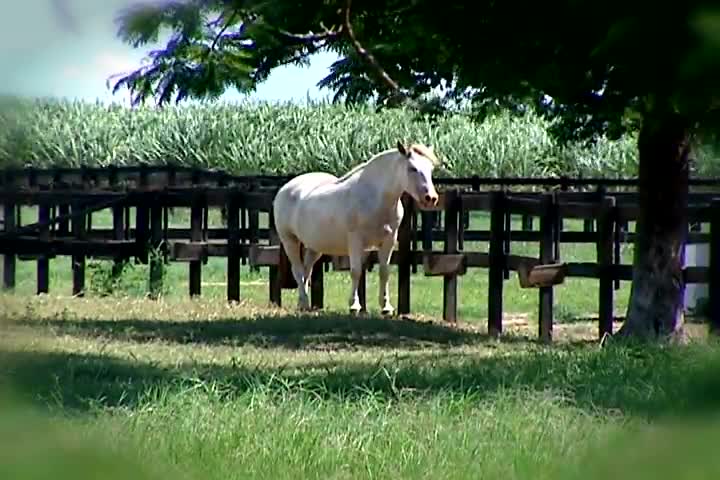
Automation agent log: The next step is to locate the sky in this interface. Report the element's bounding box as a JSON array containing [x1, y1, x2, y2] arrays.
[[0, 0, 340, 105]]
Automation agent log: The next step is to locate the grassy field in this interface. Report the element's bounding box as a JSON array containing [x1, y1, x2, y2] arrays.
[[2, 293, 720, 480]]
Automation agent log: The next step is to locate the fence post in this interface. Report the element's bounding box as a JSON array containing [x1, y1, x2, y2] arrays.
[[488, 190, 506, 337], [109, 154, 125, 284], [411, 209, 418, 274], [71, 201, 86, 297], [522, 214, 533, 231], [597, 195, 617, 339], [226, 191, 241, 303], [397, 194, 413, 315], [710, 198, 720, 334], [503, 192, 511, 280], [2, 202, 16, 290], [37, 200, 50, 294], [189, 192, 204, 297], [148, 201, 164, 299], [538, 192, 556, 342], [268, 208, 282, 307], [443, 189, 460, 323], [249, 209, 260, 273]]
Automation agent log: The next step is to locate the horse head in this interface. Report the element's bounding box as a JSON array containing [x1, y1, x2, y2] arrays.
[[396, 141, 440, 209]]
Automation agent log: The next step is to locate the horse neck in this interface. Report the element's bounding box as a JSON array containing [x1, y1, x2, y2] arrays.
[[357, 152, 406, 205]]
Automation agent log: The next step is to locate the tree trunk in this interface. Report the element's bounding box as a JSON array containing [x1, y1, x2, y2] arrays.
[[617, 109, 691, 342]]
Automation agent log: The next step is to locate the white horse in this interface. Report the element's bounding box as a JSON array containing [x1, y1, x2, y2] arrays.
[[272, 141, 440, 315]]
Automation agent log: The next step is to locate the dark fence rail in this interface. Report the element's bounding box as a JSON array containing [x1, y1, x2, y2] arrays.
[[2, 166, 720, 341], [5, 164, 720, 190]]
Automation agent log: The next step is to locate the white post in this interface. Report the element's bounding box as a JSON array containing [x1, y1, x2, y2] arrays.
[[684, 242, 709, 313]]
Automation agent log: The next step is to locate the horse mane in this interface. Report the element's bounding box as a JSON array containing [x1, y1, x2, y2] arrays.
[[334, 143, 439, 183], [335, 147, 398, 182]]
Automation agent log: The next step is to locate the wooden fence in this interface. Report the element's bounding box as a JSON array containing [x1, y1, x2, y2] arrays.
[[2, 166, 720, 341]]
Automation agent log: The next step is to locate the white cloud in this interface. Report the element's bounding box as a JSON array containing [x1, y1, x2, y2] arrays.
[[62, 50, 140, 80], [94, 51, 140, 76]]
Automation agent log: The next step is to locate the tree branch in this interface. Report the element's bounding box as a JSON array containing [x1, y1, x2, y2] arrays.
[[277, 21, 343, 44], [209, 9, 239, 53], [341, 0, 402, 95]]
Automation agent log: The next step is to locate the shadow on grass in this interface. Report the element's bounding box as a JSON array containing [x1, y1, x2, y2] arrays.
[[14, 312, 534, 350], [3, 338, 720, 421]]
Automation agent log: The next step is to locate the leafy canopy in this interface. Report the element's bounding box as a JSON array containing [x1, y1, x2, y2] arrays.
[[112, 0, 720, 142]]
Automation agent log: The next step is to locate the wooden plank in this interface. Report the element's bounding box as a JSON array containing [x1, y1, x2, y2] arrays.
[[517, 262, 568, 288], [422, 253, 466, 276], [684, 266, 708, 284], [505, 254, 539, 271], [0, 238, 139, 258], [565, 262, 599, 278], [459, 193, 492, 211], [463, 251, 491, 268], [171, 242, 252, 261], [249, 244, 280, 266], [556, 202, 603, 219], [506, 196, 545, 216], [0, 196, 129, 238]]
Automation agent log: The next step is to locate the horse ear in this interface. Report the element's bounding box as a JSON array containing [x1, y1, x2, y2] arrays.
[[397, 141, 409, 156]]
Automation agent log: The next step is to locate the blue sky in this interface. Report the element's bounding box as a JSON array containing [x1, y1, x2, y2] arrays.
[[0, 0, 340, 105]]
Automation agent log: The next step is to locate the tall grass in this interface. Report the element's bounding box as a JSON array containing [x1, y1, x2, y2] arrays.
[[0, 96, 637, 177], [2, 96, 718, 178]]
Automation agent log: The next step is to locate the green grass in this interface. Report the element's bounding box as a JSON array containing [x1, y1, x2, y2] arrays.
[[1, 294, 719, 480]]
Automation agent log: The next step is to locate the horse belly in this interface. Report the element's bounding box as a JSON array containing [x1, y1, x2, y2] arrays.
[[291, 198, 351, 256]]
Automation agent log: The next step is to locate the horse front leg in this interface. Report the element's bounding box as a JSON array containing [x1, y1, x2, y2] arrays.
[[377, 234, 397, 316], [347, 235, 365, 315]]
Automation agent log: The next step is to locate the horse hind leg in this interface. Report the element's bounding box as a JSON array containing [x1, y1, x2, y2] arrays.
[[377, 235, 396, 316], [277, 231, 311, 311], [302, 248, 323, 307]]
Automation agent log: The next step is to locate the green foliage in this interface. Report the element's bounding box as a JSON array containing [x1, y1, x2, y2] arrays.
[[5, 96, 720, 177], [86, 259, 156, 299], [0, 96, 647, 177]]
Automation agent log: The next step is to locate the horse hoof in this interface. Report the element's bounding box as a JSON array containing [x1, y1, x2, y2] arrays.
[[381, 308, 395, 317]]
